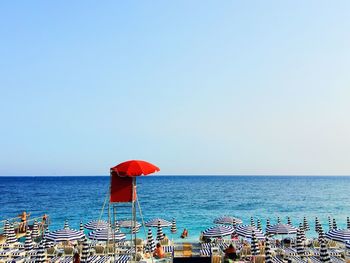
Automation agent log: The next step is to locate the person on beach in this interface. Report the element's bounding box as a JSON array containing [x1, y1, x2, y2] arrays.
[[224, 244, 237, 262], [153, 243, 165, 259], [181, 228, 188, 238], [73, 251, 80, 263], [41, 214, 48, 226], [18, 211, 30, 232]]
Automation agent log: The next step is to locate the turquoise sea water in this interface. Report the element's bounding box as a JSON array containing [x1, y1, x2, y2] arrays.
[[0, 176, 349, 242]]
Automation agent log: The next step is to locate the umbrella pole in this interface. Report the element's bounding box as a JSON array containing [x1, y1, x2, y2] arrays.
[[132, 177, 137, 262]]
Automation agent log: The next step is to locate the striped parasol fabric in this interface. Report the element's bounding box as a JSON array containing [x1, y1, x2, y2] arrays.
[[157, 221, 165, 241], [287, 217, 292, 225], [80, 221, 84, 231], [32, 220, 39, 239], [6, 223, 17, 244], [115, 222, 120, 232], [320, 238, 331, 262], [346, 241, 350, 249], [265, 237, 272, 263], [332, 218, 337, 230], [318, 226, 326, 242], [235, 225, 265, 240], [257, 219, 262, 231], [117, 220, 140, 234], [64, 220, 69, 229], [81, 238, 89, 263], [3, 220, 9, 237], [250, 229, 259, 256], [145, 218, 171, 227], [298, 223, 306, 242], [347, 217, 350, 230], [266, 218, 271, 229], [36, 242, 46, 263], [303, 217, 310, 231], [296, 229, 305, 257], [315, 217, 320, 233], [24, 230, 33, 252], [88, 228, 126, 241], [266, 223, 297, 235], [171, 218, 177, 234], [325, 229, 350, 243], [277, 217, 281, 224], [328, 217, 332, 231], [84, 220, 109, 230], [43, 228, 54, 249], [46, 228, 85, 242], [213, 216, 243, 225], [250, 217, 255, 227], [147, 228, 156, 252], [202, 225, 235, 238]]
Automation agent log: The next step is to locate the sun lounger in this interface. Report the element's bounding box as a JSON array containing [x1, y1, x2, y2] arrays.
[[49, 256, 60, 263], [11, 249, 25, 257], [284, 248, 298, 256], [5, 256, 26, 263], [200, 248, 211, 256], [307, 256, 322, 263], [95, 255, 111, 263], [60, 256, 73, 263], [288, 256, 307, 263], [328, 248, 342, 257], [115, 254, 130, 263], [271, 256, 285, 263], [330, 256, 346, 263]]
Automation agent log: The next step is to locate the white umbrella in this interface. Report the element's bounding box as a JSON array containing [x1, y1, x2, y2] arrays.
[[326, 229, 350, 243], [202, 225, 235, 238], [84, 220, 109, 230], [236, 225, 265, 240]]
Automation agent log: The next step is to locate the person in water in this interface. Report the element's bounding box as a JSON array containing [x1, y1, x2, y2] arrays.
[[181, 228, 188, 238], [153, 243, 165, 259]]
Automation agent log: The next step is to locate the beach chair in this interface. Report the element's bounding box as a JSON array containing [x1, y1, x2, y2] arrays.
[[49, 256, 60, 263], [271, 256, 285, 263], [95, 245, 105, 256], [307, 256, 322, 263], [60, 256, 73, 263], [115, 254, 130, 263]]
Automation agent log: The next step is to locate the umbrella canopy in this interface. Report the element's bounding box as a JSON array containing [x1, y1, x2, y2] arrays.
[[266, 223, 297, 235], [111, 160, 160, 177], [84, 220, 110, 230], [303, 217, 310, 231], [265, 237, 272, 263], [88, 228, 126, 241], [320, 238, 331, 262], [117, 220, 142, 228], [147, 228, 156, 252], [46, 228, 85, 242], [6, 223, 17, 244], [235, 225, 265, 240], [43, 228, 54, 249], [202, 225, 235, 238], [213, 216, 243, 225], [296, 229, 305, 257], [326, 229, 350, 243], [81, 238, 89, 263], [250, 229, 259, 256], [145, 218, 171, 227], [171, 218, 177, 234], [24, 230, 33, 251], [157, 221, 165, 241], [32, 220, 39, 238]]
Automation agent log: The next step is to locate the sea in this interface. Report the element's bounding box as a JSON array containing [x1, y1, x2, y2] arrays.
[[0, 176, 349, 242]]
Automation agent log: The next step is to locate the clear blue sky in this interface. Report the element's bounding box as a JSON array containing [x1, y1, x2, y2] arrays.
[[1, 1, 350, 176]]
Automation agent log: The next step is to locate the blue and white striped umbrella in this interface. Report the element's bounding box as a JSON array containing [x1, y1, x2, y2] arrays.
[[64, 220, 69, 229], [3, 220, 9, 237], [36, 242, 46, 263], [88, 228, 126, 241], [81, 238, 89, 263], [303, 217, 310, 231], [296, 229, 305, 256], [265, 237, 272, 263], [46, 228, 85, 242], [202, 225, 235, 238], [266, 223, 297, 235], [346, 241, 350, 249], [326, 229, 350, 243], [84, 220, 109, 230], [157, 221, 165, 241], [236, 225, 265, 240], [213, 216, 243, 225], [145, 218, 171, 227], [32, 220, 39, 238], [43, 228, 54, 248], [25, 230, 33, 251], [146, 228, 156, 252], [332, 218, 337, 230], [251, 229, 259, 256], [6, 223, 17, 244], [171, 218, 177, 234], [117, 220, 141, 228], [347, 217, 350, 230], [320, 238, 331, 263], [80, 221, 84, 231]]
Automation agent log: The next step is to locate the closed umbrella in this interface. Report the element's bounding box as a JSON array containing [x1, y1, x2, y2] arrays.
[[146, 228, 156, 252], [64, 220, 69, 229], [318, 226, 326, 242], [46, 228, 85, 242], [213, 216, 243, 225], [80, 221, 84, 231], [319, 238, 331, 262], [347, 217, 350, 230], [88, 228, 126, 241], [84, 220, 109, 230], [250, 217, 255, 227], [43, 228, 54, 249], [157, 221, 165, 241], [265, 237, 272, 263], [266, 219, 271, 230], [24, 229, 33, 252], [298, 223, 306, 242], [332, 218, 337, 230], [81, 238, 89, 263], [36, 242, 46, 263], [257, 219, 262, 231], [303, 217, 310, 231], [235, 225, 265, 240], [171, 218, 177, 234], [6, 223, 17, 244], [315, 217, 320, 233], [277, 217, 281, 224], [202, 225, 235, 238], [115, 222, 120, 232], [251, 229, 259, 256], [296, 229, 305, 257], [287, 217, 292, 225], [328, 217, 332, 231], [3, 220, 9, 237], [32, 220, 39, 239]]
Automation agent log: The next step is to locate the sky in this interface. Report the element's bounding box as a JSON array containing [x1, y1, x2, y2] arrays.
[[1, 1, 350, 176]]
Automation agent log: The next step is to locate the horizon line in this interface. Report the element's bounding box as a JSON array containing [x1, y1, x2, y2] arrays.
[[0, 174, 350, 177]]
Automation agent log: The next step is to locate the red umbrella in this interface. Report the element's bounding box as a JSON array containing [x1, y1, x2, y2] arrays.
[[110, 160, 160, 177]]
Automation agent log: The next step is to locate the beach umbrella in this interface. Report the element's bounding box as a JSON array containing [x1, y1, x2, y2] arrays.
[[287, 217, 292, 225], [3, 220, 9, 237], [265, 237, 272, 263], [250, 217, 255, 227], [145, 218, 171, 227], [88, 228, 126, 241], [43, 228, 54, 249], [111, 160, 160, 177], [318, 226, 326, 242], [81, 238, 89, 263], [298, 223, 306, 242], [332, 218, 337, 230], [303, 217, 310, 231], [80, 221, 84, 231], [46, 228, 85, 242], [24, 230, 33, 252], [36, 242, 46, 263], [157, 221, 165, 241], [266, 223, 297, 235], [296, 229, 305, 257], [235, 225, 265, 240], [171, 218, 177, 234], [347, 217, 350, 230], [64, 220, 69, 229], [328, 217, 332, 231], [346, 241, 350, 250], [213, 216, 243, 225], [250, 229, 259, 256], [32, 220, 39, 239], [202, 225, 235, 238], [277, 217, 281, 224], [84, 220, 109, 230], [117, 220, 140, 234], [6, 223, 17, 244], [320, 238, 331, 262], [146, 228, 156, 252], [115, 222, 120, 232], [266, 218, 271, 229], [257, 219, 262, 231], [315, 217, 320, 233], [325, 229, 350, 243]]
